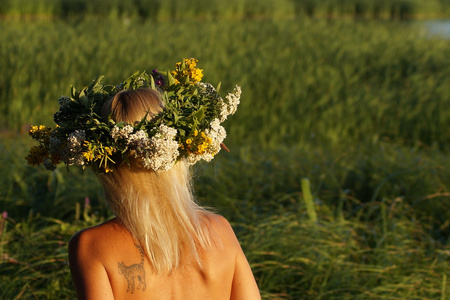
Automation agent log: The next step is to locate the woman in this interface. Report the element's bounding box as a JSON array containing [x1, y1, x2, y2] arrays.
[[68, 88, 260, 299], [26, 59, 260, 299]]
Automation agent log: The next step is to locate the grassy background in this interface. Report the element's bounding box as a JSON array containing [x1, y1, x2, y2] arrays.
[[1, 0, 450, 20], [1, 19, 449, 148], [1, 1, 450, 299]]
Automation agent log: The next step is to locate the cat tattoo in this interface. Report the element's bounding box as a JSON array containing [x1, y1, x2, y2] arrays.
[[118, 243, 146, 294]]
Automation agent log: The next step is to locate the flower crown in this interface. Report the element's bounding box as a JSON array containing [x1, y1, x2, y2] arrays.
[[26, 58, 241, 173]]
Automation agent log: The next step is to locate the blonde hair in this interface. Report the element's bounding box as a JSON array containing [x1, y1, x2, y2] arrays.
[[99, 89, 213, 274]]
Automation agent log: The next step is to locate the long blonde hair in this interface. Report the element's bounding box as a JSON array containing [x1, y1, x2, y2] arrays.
[[98, 89, 213, 274]]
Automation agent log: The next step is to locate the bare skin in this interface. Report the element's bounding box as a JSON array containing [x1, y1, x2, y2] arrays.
[[68, 214, 261, 300]]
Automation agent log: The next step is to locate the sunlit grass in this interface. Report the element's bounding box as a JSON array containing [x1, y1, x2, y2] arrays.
[[1, 14, 449, 299], [1, 136, 449, 299], [1, 19, 449, 149]]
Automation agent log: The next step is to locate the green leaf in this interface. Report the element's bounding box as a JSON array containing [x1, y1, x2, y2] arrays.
[[70, 86, 77, 98], [90, 76, 104, 92], [150, 75, 156, 90], [192, 106, 205, 122], [172, 110, 180, 123], [167, 71, 176, 86], [135, 113, 149, 129]]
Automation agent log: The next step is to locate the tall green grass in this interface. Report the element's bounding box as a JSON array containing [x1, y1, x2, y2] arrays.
[[1, 0, 449, 20], [1, 12, 449, 300], [1, 19, 449, 149], [1, 134, 449, 299]]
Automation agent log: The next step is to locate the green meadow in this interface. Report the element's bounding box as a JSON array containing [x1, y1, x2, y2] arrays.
[[1, 0, 450, 299]]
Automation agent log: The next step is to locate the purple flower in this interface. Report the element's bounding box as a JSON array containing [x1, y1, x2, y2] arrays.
[[152, 69, 166, 88], [1, 211, 7, 219]]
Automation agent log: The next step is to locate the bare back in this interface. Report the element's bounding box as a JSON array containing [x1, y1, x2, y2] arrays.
[[68, 214, 260, 300]]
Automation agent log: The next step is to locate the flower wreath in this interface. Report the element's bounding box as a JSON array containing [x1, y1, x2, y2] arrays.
[[26, 58, 241, 173]]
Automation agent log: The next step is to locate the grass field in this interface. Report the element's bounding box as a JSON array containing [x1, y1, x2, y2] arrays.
[[1, 3, 450, 299], [1, 0, 450, 20]]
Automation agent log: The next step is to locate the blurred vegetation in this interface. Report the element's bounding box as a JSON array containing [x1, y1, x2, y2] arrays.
[[1, 19, 449, 150], [0, 0, 449, 20], [1, 1, 450, 298]]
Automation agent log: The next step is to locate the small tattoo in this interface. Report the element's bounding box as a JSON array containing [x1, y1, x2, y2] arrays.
[[118, 243, 146, 294]]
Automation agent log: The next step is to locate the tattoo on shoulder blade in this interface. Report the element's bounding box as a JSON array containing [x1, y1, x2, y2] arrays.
[[118, 243, 146, 294]]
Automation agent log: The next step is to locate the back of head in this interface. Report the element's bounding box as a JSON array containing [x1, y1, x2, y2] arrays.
[[98, 88, 212, 274], [102, 88, 164, 124]]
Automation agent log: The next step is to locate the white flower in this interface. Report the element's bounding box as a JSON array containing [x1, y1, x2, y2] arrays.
[[157, 124, 177, 140], [63, 130, 86, 166], [197, 82, 217, 96], [127, 130, 149, 152], [143, 124, 179, 171], [219, 85, 241, 121], [205, 118, 226, 156], [111, 125, 134, 141], [68, 130, 86, 146], [186, 153, 202, 165]]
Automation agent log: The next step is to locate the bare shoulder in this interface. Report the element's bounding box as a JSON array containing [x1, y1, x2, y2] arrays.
[[204, 214, 261, 299], [207, 214, 261, 300], [206, 214, 235, 234], [68, 218, 121, 300], [69, 218, 120, 258], [204, 214, 241, 248]]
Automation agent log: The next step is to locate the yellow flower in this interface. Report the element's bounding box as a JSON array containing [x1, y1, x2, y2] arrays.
[[190, 67, 203, 83], [83, 150, 95, 162], [187, 59, 196, 68], [196, 141, 211, 154], [29, 125, 51, 141], [186, 138, 192, 145], [105, 147, 114, 156], [172, 58, 203, 84]]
